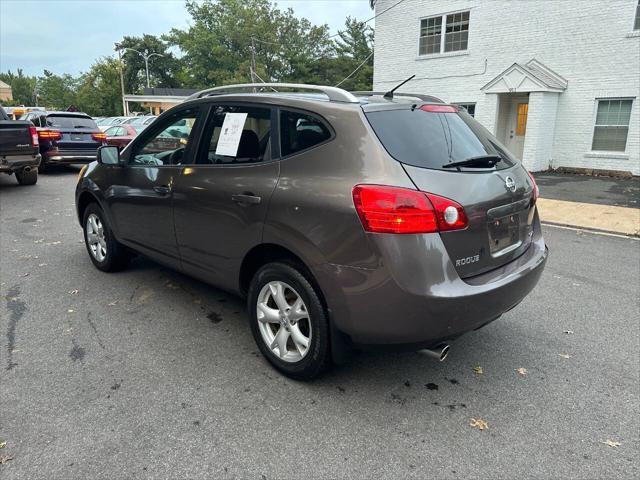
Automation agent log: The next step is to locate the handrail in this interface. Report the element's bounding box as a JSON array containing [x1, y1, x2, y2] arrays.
[[187, 83, 360, 103], [351, 91, 444, 103]]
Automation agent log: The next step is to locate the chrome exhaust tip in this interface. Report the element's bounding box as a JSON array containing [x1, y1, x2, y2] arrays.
[[418, 344, 450, 362], [23, 166, 31, 173]]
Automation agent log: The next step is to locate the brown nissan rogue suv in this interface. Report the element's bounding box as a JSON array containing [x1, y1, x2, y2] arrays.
[[76, 83, 547, 379]]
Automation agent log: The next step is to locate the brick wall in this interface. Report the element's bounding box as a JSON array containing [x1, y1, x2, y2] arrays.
[[373, 0, 640, 174]]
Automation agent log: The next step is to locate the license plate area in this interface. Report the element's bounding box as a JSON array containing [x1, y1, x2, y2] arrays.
[[489, 214, 520, 256], [70, 133, 84, 141]]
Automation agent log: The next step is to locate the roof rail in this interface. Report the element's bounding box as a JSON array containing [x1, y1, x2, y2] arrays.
[[351, 91, 444, 103], [187, 83, 360, 103]]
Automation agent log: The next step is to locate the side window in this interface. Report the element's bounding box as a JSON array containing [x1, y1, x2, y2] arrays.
[[196, 105, 271, 165], [131, 108, 199, 166], [105, 126, 122, 137], [280, 110, 331, 157]]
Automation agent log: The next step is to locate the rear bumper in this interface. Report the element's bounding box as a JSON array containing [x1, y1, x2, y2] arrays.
[[43, 150, 97, 164], [0, 154, 41, 172], [315, 217, 547, 347]]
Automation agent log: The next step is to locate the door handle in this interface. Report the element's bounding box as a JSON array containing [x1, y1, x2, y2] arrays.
[[153, 185, 171, 195], [232, 193, 262, 205]]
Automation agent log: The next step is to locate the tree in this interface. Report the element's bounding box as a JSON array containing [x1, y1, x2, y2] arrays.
[[118, 34, 181, 93], [1, 1, 376, 112], [76, 58, 123, 116], [36, 70, 78, 110], [331, 17, 374, 90], [0, 69, 37, 105], [166, 0, 333, 88]]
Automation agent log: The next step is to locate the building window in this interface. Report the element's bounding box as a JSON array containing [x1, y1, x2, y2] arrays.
[[635, 0, 640, 30], [419, 11, 469, 55], [592, 99, 633, 152], [454, 103, 475, 117], [419, 16, 442, 55], [516, 103, 528, 136]]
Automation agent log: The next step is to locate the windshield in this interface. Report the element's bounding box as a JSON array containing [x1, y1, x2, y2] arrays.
[[45, 115, 97, 129], [365, 107, 518, 171]]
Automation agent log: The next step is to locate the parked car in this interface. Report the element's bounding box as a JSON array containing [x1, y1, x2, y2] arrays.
[[104, 124, 146, 149], [97, 116, 131, 131], [122, 115, 157, 126], [0, 105, 41, 185], [75, 83, 547, 380], [22, 111, 105, 170]]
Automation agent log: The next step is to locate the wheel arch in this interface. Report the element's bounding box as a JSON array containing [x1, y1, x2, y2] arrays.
[[239, 243, 352, 363], [239, 243, 318, 298], [76, 190, 100, 225]]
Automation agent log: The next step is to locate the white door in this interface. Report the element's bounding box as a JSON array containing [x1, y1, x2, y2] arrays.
[[504, 97, 529, 160]]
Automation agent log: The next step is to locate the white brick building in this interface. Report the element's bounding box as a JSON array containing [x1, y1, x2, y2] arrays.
[[372, 0, 640, 175]]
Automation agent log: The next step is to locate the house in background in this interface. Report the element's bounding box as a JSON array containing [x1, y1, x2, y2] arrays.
[[371, 0, 640, 175], [0, 80, 13, 102]]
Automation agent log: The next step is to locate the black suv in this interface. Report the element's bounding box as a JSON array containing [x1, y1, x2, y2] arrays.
[[22, 111, 105, 170]]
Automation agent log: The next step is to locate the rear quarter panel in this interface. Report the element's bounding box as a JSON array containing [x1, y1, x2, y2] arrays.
[[263, 104, 415, 270]]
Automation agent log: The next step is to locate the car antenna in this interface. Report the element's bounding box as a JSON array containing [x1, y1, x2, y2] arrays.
[[383, 75, 416, 99]]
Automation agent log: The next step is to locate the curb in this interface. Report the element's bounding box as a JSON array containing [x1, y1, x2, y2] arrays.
[[536, 198, 640, 238], [541, 221, 640, 238]]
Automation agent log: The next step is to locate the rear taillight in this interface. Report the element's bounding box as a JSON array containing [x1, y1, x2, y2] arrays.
[[352, 185, 467, 234], [92, 132, 107, 142], [38, 129, 62, 141], [427, 193, 468, 231], [526, 170, 539, 202], [420, 104, 458, 113], [29, 126, 39, 146]]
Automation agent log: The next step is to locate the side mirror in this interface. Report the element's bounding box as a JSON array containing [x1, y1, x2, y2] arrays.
[[97, 145, 121, 166]]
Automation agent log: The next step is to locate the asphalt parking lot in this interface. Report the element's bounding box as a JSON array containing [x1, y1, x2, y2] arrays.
[[1, 169, 639, 479]]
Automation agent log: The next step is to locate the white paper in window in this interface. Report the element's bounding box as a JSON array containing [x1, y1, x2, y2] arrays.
[[215, 112, 248, 157]]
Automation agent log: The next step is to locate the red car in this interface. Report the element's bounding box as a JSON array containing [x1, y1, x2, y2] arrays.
[[104, 124, 146, 149]]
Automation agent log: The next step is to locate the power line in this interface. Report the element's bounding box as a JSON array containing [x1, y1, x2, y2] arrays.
[[334, 51, 374, 87], [329, 0, 408, 39], [251, 0, 407, 46], [250, 0, 405, 88]]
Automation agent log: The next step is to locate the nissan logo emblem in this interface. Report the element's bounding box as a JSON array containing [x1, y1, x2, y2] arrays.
[[505, 176, 516, 192]]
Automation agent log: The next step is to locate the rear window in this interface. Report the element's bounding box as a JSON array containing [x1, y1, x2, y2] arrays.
[[45, 115, 97, 129], [365, 107, 518, 171]]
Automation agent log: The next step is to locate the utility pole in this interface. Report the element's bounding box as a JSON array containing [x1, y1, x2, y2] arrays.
[[114, 43, 127, 116], [250, 36, 257, 92], [121, 48, 163, 114], [122, 48, 164, 89]]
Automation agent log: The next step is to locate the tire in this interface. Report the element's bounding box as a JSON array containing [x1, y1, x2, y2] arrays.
[[15, 168, 38, 185], [82, 203, 129, 272], [248, 262, 331, 380]]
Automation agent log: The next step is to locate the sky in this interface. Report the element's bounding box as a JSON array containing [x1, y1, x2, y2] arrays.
[[0, 0, 373, 76]]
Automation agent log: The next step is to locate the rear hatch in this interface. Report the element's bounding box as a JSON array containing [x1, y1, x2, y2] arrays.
[[43, 114, 102, 150], [364, 103, 537, 279], [0, 120, 35, 156]]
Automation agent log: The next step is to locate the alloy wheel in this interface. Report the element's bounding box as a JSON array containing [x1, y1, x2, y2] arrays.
[[86, 213, 107, 262], [256, 280, 311, 363]]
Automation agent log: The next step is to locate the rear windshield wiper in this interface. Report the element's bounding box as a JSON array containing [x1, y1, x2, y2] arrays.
[[442, 154, 502, 169]]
